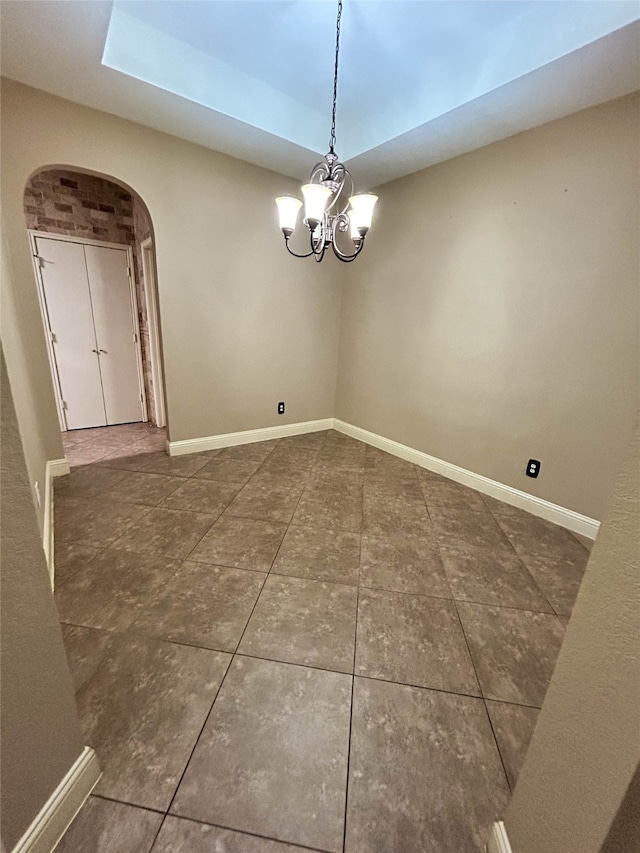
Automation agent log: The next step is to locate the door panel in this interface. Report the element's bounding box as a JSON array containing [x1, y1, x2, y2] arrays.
[[84, 244, 143, 425], [35, 236, 107, 430]]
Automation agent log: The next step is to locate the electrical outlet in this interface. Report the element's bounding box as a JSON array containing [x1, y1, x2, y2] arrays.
[[34, 481, 41, 507], [277, 402, 285, 415], [526, 459, 541, 478]]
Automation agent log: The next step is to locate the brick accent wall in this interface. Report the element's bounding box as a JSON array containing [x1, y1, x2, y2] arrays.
[[24, 170, 159, 425]]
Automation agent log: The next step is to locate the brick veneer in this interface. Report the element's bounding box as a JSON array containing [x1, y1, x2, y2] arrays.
[[24, 169, 159, 425]]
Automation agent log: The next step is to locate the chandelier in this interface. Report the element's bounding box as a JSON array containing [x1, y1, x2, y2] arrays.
[[275, 0, 377, 263]]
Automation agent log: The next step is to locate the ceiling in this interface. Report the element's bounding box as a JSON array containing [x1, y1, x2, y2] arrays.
[[2, 1, 639, 188]]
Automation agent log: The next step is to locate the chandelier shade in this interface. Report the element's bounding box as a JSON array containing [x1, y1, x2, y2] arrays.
[[348, 193, 378, 234], [275, 196, 303, 234], [274, 0, 377, 263], [301, 183, 333, 225]]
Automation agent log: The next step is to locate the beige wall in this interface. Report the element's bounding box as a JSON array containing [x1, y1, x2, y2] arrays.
[[0, 349, 84, 850], [1, 79, 341, 495], [504, 421, 640, 852], [336, 94, 640, 520]]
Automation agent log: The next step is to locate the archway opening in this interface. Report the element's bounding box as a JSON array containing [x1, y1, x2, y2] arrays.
[[23, 166, 167, 466]]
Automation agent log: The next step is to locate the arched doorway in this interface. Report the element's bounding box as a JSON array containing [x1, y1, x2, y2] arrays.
[[24, 167, 167, 466]]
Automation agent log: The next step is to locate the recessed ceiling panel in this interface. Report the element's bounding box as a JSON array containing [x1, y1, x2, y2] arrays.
[[103, 0, 639, 159]]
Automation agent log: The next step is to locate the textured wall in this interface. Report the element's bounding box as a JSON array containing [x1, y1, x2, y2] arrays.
[[504, 421, 640, 851], [0, 349, 84, 849], [23, 169, 157, 424], [336, 93, 639, 521]]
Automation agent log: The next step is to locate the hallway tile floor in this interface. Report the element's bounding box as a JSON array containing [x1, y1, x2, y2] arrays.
[[53, 426, 590, 852]]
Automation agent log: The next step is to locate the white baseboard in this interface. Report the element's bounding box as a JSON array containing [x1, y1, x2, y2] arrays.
[[168, 418, 334, 457], [486, 821, 512, 853], [11, 746, 100, 853], [167, 417, 598, 539], [43, 459, 70, 589], [333, 420, 600, 539]]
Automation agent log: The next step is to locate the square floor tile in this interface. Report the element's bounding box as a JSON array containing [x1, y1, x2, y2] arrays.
[[238, 575, 358, 672], [225, 480, 303, 524], [54, 496, 152, 548], [345, 678, 509, 853], [78, 634, 230, 810], [496, 514, 589, 564], [364, 472, 425, 502], [518, 552, 588, 616], [271, 525, 360, 585], [54, 466, 130, 499], [486, 700, 540, 790], [194, 457, 263, 483], [56, 796, 163, 853], [250, 464, 312, 489], [457, 602, 565, 706], [105, 471, 184, 506], [152, 816, 310, 852], [54, 541, 103, 587], [141, 451, 215, 477], [61, 624, 120, 693], [131, 562, 265, 651], [362, 492, 431, 537], [438, 542, 553, 611], [419, 479, 489, 513], [171, 656, 351, 853], [110, 507, 216, 559], [55, 549, 181, 631], [161, 478, 243, 515], [97, 451, 158, 472], [292, 485, 363, 533], [316, 441, 365, 471], [364, 447, 418, 481], [431, 511, 510, 551], [215, 440, 278, 463], [189, 515, 287, 572], [356, 589, 479, 695], [360, 533, 451, 597]]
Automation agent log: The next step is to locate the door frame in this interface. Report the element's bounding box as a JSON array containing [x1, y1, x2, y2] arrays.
[[140, 237, 166, 428], [28, 231, 148, 430]]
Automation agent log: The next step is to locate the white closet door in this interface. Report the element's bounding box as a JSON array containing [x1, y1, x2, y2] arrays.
[[35, 236, 107, 430], [84, 244, 143, 425]]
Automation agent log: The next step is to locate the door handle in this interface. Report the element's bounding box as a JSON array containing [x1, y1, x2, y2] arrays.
[[92, 349, 108, 354], [99, 349, 107, 354]]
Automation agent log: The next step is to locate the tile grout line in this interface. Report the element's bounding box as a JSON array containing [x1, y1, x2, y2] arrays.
[[447, 589, 514, 794], [341, 466, 365, 853], [59, 620, 544, 711]]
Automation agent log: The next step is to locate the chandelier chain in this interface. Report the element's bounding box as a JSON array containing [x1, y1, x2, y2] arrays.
[[329, 0, 343, 155]]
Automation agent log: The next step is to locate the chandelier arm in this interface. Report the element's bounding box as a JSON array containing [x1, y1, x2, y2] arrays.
[[331, 236, 366, 263], [284, 238, 315, 259]]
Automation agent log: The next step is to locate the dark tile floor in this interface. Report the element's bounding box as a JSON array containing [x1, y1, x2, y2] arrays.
[[53, 425, 591, 853]]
